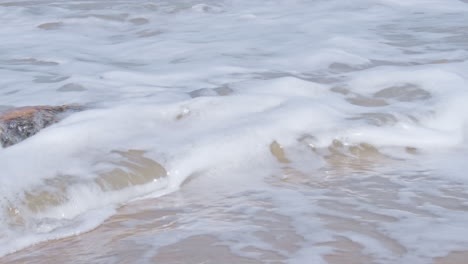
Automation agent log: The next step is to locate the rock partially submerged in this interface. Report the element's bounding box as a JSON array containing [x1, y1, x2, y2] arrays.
[[0, 105, 82, 148]]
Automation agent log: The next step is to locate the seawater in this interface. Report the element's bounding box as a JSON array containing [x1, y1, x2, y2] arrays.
[[1, 0, 468, 263]]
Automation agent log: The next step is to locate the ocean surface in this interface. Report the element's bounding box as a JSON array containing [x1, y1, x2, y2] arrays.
[[1, 0, 468, 263]]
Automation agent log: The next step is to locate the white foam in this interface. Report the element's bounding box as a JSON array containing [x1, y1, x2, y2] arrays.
[[1, 0, 468, 261]]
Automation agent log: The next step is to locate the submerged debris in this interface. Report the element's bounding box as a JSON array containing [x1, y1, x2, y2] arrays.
[[0, 105, 82, 148]]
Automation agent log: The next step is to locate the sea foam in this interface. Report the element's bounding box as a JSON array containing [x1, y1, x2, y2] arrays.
[[1, 0, 468, 262]]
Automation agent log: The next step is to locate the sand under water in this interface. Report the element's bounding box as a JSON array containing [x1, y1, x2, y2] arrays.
[[1, 0, 468, 263]]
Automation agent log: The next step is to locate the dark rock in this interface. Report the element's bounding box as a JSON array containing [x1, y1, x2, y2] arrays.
[[0, 105, 82, 148]]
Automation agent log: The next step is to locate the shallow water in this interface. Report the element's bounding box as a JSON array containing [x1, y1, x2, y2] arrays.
[[1, 0, 468, 263]]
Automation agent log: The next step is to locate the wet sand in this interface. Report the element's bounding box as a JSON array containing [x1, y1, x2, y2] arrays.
[[2, 152, 468, 264]]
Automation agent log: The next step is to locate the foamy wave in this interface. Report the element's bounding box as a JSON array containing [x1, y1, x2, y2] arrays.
[[1, 0, 468, 261]]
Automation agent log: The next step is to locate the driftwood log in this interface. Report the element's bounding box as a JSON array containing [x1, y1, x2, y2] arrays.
[[0, 105, 81, 148]]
